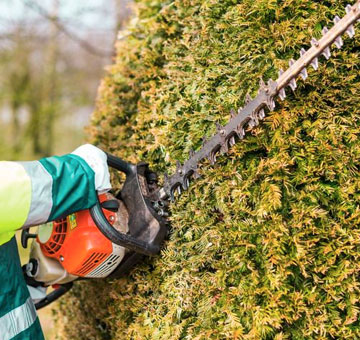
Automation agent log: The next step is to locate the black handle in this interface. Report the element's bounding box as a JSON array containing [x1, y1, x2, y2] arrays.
[[35, 283, 73, 310], [21, 229, 37, 249], [106, 153, 136, 175], [91, 153, 162, 256], [90, 197, 160, 256]]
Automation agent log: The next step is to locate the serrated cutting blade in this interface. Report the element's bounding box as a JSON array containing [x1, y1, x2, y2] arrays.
[[158, 1, 360, 202]]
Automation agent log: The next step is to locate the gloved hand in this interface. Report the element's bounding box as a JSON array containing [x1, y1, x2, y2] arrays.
[[71, 144, 111, 194]]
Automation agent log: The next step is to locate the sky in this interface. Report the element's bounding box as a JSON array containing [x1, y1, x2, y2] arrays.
[[0, 0, 126, 60], [0, 0, 118, 34], [0, 0, 132, 157]]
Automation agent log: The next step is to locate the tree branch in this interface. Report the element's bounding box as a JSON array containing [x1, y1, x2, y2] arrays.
[[22, 0, 114, 58]]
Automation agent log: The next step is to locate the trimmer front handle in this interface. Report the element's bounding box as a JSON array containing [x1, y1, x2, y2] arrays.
[[90, 153, 167, 256]]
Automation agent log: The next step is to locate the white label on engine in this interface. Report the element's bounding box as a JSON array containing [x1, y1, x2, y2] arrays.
[[86, 243, 126, 278]]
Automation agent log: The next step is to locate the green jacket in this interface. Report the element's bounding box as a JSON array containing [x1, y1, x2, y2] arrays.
[[0, 154, 97, 339]]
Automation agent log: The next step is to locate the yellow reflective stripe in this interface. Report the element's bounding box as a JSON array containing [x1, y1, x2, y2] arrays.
[[0, 162, 31, 240], [0, 231, 16, 247]]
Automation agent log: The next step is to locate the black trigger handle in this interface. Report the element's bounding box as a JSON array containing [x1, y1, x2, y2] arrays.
[[21, 229, 37, 249]]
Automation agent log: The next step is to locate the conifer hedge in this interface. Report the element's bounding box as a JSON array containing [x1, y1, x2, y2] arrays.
[[56, 1, 360, 339]]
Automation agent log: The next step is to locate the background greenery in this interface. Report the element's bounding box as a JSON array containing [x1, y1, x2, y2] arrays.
[[0, 1, 133, 339], [56, 0, 360, 339]]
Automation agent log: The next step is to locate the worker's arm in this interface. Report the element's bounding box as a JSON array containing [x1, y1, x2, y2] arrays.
[[0, 144, 111, 246]]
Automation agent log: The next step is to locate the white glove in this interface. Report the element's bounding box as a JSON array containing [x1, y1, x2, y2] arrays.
[[72, 144, 111, 194]]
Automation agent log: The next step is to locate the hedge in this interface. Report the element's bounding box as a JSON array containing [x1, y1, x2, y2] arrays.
[[56, 1, 360, 339]]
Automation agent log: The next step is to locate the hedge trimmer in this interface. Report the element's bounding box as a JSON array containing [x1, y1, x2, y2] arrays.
[[22, 1, 360, 309]]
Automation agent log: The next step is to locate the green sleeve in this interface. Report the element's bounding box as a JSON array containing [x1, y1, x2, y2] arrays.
[[0, 154, 98, 246]]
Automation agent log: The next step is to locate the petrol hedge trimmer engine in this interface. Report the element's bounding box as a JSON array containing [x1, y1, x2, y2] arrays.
[[22, 155, 168, 309]]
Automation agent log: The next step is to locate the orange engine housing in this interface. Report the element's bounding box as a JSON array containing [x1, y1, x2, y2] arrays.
[[38, 194, 124, 278]]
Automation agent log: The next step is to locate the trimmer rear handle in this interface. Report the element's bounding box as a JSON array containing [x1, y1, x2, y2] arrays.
[[106, 153, 136, 175]]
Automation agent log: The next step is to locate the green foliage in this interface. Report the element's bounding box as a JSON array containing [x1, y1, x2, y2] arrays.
[[57, 1, 360, 339]]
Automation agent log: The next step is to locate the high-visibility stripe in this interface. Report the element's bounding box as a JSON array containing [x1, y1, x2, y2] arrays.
[[0, 297, 38, 340], [18, 161, 53, 227], [0, 231, 16, 248], [0, 162, 31, 244]]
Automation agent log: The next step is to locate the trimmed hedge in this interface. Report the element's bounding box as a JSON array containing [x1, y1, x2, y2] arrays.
[[56, 1, 360, 339]]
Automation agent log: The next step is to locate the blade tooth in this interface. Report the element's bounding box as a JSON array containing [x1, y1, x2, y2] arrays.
[[230, 109, 236, 119], [212, 152, 217, 164], [279, 87, 286, 101], [258, 109, 265, 120], [214, 150, 218, 164], [322, 46, 331, 60], [311, 37, 319, 48], [215, 122, 222, 132], [229, 135, 236, 146], [248, 119, 255, 129], [193, 169, 201, 179], [346, 4, 352, 14], [259, 78, 267, 93], [177, 185, 182, 196], [176, 160, 182, 172], [236, 126, 245, 139], [208, 150, 217, 165], [300, 67, 308, 81], [216, 123, 227, 138], [334, 36, 344, 49], [289, 78, 297, 92], [249, 114, 259, 128], [300, 48, 306, 57], [245, 93, 252, 105], [189, 148, 195, 158], [289, 59, 295, 67], [163, 173, 170, 191], [266, 97, 276, 111], [182, 177, 190, 191], [334, 15, 341, 24], [310, 57, 319, 71], [169, 187, 175, 202], [346, 25, 355, 38], [259, 77, 265, 88], [278, 69, 284, 77], [322, 26, 329, 36], [202, 137, 208, 147], [267, 78, 277, 91], [255, 112, 260, 124], [220, 141, 229, 154], [237, 107, 243, 114]]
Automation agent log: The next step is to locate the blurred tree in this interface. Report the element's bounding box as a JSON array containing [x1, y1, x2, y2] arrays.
[[7, 28, 31, 156], [42, 0, 59, 156], [0, 0, 133, 160]]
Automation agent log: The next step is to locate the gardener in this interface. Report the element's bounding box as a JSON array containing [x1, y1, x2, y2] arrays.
[[0, 144, 111, 340]]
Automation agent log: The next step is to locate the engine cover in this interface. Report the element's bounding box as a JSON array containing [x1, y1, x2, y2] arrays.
[[36, 193, 129, 279]]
